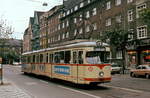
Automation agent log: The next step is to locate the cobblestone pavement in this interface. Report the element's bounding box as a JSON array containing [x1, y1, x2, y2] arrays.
[[0, 80, 32, 98]]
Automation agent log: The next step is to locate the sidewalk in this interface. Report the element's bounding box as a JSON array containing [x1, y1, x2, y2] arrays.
[[0, 80, 32, 98]]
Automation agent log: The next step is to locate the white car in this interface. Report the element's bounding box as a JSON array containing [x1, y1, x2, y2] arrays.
[[111, 64, 122, 74]]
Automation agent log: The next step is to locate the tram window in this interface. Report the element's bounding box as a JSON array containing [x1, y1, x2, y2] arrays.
[[64, 51, 71, 64], [60, 51, 65, 63], [78, 51, 83, 64], [33, 55, 35, 63], [73, 52, 77, 64], [27, 56, 31, 63], [36, 55, 39, 63], [46, 53, 48, 63], [22, 56, 27, 63], [86, 51, 102, 64], [40, 54, 43, 63], [49, 54, 53, 63], [54, 52, 61, 63]]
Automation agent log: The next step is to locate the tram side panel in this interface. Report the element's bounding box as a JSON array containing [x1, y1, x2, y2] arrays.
[[71, 64, 78, 84], [52, 64, 72, 81], [76, 65, 85, 84], [45, 64, 52, 78], [22, 64, 32, 74]]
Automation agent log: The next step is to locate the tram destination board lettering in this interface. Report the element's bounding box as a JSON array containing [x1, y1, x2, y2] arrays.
[[54, 66, 70, 75]]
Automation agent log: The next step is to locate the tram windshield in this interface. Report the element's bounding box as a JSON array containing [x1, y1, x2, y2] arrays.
[[86, 51, 109, 64]]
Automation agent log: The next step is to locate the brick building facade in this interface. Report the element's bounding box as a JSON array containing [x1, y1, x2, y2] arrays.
[[23, 0, 150, 67]]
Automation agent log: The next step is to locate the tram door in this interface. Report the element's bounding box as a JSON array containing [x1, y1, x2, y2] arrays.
[[72, 50, 83, 84], [73, 51, 78, 83]]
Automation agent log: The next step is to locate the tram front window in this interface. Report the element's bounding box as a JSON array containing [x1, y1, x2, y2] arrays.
[[86, 51, 106, 64]]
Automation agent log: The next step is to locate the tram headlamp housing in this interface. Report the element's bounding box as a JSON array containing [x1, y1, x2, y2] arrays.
[[99, 72, 104, 77]]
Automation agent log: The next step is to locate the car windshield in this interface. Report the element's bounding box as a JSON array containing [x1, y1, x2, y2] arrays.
[[111, 64, 120, 67]]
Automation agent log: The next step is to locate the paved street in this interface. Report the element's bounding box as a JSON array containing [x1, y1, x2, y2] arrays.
[[2, 65, 150, 98], [0, 81, 32, 98]]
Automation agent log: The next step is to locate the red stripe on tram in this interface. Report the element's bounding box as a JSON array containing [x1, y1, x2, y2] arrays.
[[84, 77, 111, 81]]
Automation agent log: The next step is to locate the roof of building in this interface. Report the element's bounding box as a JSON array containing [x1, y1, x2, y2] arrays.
[[0, 39, 22, 47], [64, 0, 84, 9]]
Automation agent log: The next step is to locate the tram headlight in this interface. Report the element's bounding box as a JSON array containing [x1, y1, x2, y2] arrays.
[[99, 71, 104, 77]]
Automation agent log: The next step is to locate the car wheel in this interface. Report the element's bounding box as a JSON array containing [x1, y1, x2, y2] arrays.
[[145, 74, 149, 79]]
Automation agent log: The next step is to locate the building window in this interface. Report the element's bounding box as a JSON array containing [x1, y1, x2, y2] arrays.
[[67, 10, 70, 15], [79, 14, 82, 21], [62, 33, 65, 39], [128, 29, 134, 40], [128, 10, 133, 22], [66, 20, 69, 27], [115, 0, 121, 6], [86, 11, 90, 18], [74, 5, 78, 11], [137, 25, 147, 39], [127, 0, 133, 3], [71, 9, 73, 13], [106, 1, 111, 10], [80, 2, 84, 8], [106, 18, 111, 26], [79, 28, 83, 34], [66, 32, 69, 38], [93, 23, 97, 30], [92, 8, 97, 16], [58, 35, 60, 40], [62, 22, 65, 28], [74, 29, 77, 36], [63, 12, 66, 17], [136, 3, 146, 18], [117, 51, 122, 59], [88, 0, 91, 3], [116, 15, 122, 23], [74, 18, 77, 23], [86, 25, 90, 32]]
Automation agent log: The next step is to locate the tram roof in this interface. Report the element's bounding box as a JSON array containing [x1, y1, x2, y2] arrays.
[[22, 41, 109, 55]]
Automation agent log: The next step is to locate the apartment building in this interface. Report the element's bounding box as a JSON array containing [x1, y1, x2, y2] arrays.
[[23, 17, 34, 52], [23, 0, 150, 67], [127, 0, 150, 67], [32, 11, 44, 51]]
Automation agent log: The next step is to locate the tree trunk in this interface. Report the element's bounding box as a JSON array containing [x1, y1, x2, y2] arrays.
[[122, 49, 126, 74]]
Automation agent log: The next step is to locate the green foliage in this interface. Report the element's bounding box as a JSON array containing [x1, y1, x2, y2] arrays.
[[140, 9, 150, 27], [102, 29, 130, 49]]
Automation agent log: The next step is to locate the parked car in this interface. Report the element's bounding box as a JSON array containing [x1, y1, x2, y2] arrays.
[[111, 63, 122, 74], [130, 64, 150, 79]]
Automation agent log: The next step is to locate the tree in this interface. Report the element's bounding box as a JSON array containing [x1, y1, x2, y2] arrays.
[[0, 18, 13, 39], [0, 17, 14, 63], [101, 29, 131, 74], [140, 9, 150, 27]]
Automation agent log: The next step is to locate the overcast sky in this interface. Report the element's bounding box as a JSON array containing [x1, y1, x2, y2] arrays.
[[0, 0, 62, 39]]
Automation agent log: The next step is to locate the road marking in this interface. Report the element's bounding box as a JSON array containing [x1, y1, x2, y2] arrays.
[[25, 82, 37, 86], [39, 80, 49, 84], [58, 86, 101, 98], [102, 85, 143, 93]]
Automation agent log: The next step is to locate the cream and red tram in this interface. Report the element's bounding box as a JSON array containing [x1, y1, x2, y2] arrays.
[[22, 40, 111, 85]]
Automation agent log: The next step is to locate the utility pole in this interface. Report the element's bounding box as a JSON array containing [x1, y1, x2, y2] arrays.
[[0, 57, 3, 85]]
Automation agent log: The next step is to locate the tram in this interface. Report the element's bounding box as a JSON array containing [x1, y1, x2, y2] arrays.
[[22, 40, 111, 85]]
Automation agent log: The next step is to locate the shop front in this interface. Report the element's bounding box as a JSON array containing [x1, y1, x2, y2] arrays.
[[127, 51, 137, 69], [141, 50, 150, 64]]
